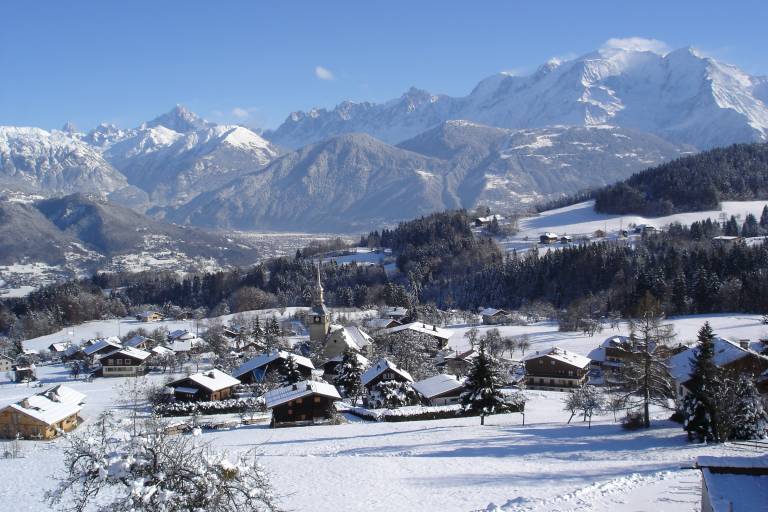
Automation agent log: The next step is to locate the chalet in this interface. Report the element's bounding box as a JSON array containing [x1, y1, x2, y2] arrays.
[[82, 337, 123, 360], [136, 311, 164, 323], [436, 349, 476, 376], [151, 345, 175, 357], [523, 347, 591, 391], [669, 337, 768, 399], [167, 330, 205, 353], [634, 224, 657, 234], [381, 306, 408, 320], [696, 455, 768, 512], [587, 335, 655, 385], [12, 363, 36, 383], [167, 369, 241, 402], [323, 325, 374, 360], [361, 358, 413, 393], [123, 335, 151, 350], [412, 374, 465, 406], [560, 235, 573, 244], [233, 350, 314, 384], [473, 214, 504, 227], [365, 318, 401, 330], [47, 342, 72, 357], [98, 347, 151, 377], [0, 354, 13, 373], [265, 380, 341, 428], [480, 307, 508, 325], [322, 352, 370, 378], [0, 385, 85, 439], [539, 232, 559, 244], [381, 322, 453, 350]]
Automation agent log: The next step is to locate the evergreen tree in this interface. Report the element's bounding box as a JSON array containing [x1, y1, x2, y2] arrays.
[[368, 380, 419, 409], [277, 354, 303, 386], [729, 374, 768, 440], [334, 349, 366, 405], [461, 341, 524, 425], [760, 205, 768, 230], [683, 322, 721, 442]]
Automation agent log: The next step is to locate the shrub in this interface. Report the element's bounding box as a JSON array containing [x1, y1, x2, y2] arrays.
[[621, 411, 645, 430]]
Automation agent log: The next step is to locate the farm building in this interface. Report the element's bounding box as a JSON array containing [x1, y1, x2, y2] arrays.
[[98, 347, 152, 377], [265, 380, 341, 428], [412, 374, 466, 406], [480, 308, 508, 325]]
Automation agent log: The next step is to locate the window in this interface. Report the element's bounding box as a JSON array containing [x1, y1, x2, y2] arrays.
[[550, 360, 555, 366], [295, 398, 303, 404], [314, 396, 321, 403], [287, 409, 293, 415]]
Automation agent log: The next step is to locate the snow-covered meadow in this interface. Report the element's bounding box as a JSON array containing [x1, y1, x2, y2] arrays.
[[2, 312, 767, 511]]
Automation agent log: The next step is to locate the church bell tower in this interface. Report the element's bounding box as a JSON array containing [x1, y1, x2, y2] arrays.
[[309, 263, 331, 343]]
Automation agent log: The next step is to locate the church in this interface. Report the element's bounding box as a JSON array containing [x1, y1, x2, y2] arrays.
[[308, 264, 331, 343]]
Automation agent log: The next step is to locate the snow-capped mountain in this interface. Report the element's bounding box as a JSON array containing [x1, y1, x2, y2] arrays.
[[163, 123, 690, 231], [266, 46, 768, 150], [0, 126, 131, 197], [86, 106, 283, 206]]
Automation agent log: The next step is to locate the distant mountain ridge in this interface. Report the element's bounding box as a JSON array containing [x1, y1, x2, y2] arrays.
[[266, 46, 768, 150]]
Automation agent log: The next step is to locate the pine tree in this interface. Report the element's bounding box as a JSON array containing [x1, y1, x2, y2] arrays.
[[683, 322, 721, 442], [334, 349, 365, 404], [369, 380, 419, 409], [760, 205, 768, 230], [461, 341, 525, 425], [277, 354, 303, 386], [729, 374, 768, 440]]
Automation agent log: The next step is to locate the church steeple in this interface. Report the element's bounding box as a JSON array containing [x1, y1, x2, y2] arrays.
[[313, 262, 324, 307], [309, 262, 330, 343]]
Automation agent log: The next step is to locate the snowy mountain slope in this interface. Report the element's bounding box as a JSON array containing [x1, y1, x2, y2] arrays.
[[164, 133, 452, 231], [162, 123, 689, 231], [0, 126, 131, 197], [266, 46, 768, 150]]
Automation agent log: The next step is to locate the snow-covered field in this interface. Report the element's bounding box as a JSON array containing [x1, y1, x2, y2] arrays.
[[500, 199, 768, 255], [3, 312, 767, 511]]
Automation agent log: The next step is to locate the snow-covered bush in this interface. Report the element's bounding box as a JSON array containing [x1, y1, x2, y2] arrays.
[[153, 397, 265, 417], [368, 380, 419, 409], [46, 414, 281, 512]]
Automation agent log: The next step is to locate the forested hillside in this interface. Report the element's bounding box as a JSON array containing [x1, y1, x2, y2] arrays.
[[594, 143, 768, 216]]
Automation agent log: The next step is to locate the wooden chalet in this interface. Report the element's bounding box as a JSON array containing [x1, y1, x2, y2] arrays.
[[12, 363, 36, 383], [361, 358, 414, 394], [123, 335, 151, 350], [381, 322, 453, 350], [98, 347, 151, 377], [323, 325, 374, 360], [436, 349, 476, 377], [587, 335, 653, 385], [82, 337, 123, 360], [265, 380, 341, 428], [412, 374, 465, 406], [523, 347, 590, 391], [480, 307, 508, 325], [136, 311, 164, 323], [539, 232, 559, 244], [365, 318, 401, 330], [0, 385, 85, 439], [167, 369, 241, 402], [233, 350, 314, 384], [0, 354, 13, 373]]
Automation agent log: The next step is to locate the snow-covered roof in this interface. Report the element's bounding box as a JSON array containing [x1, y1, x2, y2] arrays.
[[328, 325, 373, 352], [324, 353, 370, 367], [124, 335, 148, 348], [99, 346, 152, 362], [169, 329, 195, 341], [1, 385, 85, 426], [169, 368, 240, 392], [382, 306, 408, 317], [361, 358, 414, 386], [365, 318, 400, 329], [480, 307, 506, 317], [697, 455, 768, 512], [669, 337, 765, 383], [168, 337, 204, 353], [82, 338, 122, 356], [382, 322, 452, 340], [475, 214, 504, 223], [151, 345, 174, 355], [523, 346, 591, 368], [264, 380, 341, 409], [412, 374, 465, 399], [541, 232, 559, 238], [233, 350, 314, 379], [48, 342, 70, 352], [587, 346, 606, 362]]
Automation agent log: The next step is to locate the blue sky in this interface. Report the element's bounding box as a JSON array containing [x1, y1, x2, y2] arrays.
[[1, 1, 766, 131]]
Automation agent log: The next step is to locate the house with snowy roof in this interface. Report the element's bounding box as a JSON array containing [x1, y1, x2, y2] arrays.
[[323, 325, 374, 360], [436, 349, 476, 376], [669, 337, 768, 399], [539, 232, 559, 244], [136, 311, 164, 322], [0, 385, 85, 439], [322, 352, 370, 378], [82, 337, 123, 360], [12, 362, 36, 383], [473, 214, 504, 226], [167, 369, 241, 402], [123, 335, 151, 350], [0, 353, 12, 374], [361, 358, 413, 394], [98, 346, 152, 377], [382, 306, 408, 320], [233, 350, 314, 384], [696, 455, 768, 512], [265, 380, 341, 428], [523, 347, 591, 391], [47, 341, 72, 357], [381, 322, 453, 350], [412, 374, 466, 406], [480, 307, 509, 325], [587, 335, 656, 386]]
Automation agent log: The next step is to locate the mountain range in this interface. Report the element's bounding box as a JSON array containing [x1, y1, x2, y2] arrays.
[[1, 44, 767, 232]]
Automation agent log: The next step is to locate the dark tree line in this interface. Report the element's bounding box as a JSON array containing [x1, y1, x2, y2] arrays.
[[594, 142, 768, 216]]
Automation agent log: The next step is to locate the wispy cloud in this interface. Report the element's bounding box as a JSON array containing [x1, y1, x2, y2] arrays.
[[314, 65, 335, 81], [601, 37, 670, 55], [231, 107, 251, 119]]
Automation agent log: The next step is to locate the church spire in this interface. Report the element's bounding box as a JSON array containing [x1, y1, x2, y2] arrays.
[[313, 262, 324, 306]]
